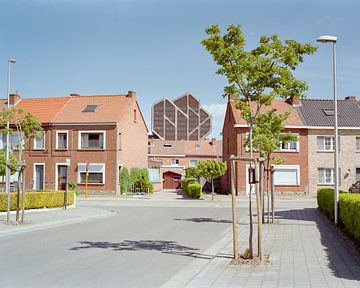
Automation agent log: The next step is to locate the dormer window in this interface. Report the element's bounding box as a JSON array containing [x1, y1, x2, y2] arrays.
[[164, 143, 172, 148], [82, 105, 98, 113]]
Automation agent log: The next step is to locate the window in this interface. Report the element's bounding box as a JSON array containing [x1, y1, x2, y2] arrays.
[[1, 132, 24, 150], [79, 131, 105, 149], [164, 143, 172, 148], [318, 168, 341, 185], [317, 136, 334, 151], [278, 139, 299, 152], [195, 144, 200, 149], [356, 137, 360, 152], [34, 131, 45, 150], [78, 163, 105, 184], [356, 167, 360, 181], [189, 160, 198, 167], [82, 105, 97, 113], [273, 165, 300, 186], [134, 109, 137, 123], [323, 109, 334, 116], [119, 133, 122, 151], [56, 131, 68, 149], [171, 159, 179, 165]]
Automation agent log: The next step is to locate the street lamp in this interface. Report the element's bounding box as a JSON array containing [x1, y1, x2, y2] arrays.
[[316, 35, 339, 225], [6, 59, 16, 224]]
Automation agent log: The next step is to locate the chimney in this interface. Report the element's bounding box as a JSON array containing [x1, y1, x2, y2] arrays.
[[9, 93, 20, 105], [345, 96, 357, 101], [70, 93, 80, 97], [211, 138, 216, 146], [127, 90, 136, 98], [290, 95, 301, 107]]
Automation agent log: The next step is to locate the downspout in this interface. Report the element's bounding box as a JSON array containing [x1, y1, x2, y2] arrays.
[[115, 123, 120, 196]]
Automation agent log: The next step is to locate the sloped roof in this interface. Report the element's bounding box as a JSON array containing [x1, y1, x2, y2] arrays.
[[16, 97, 70, 123], [296, 99, 360, 127], [149, 139, 222, 157], [52, 94, 133, 123], [230, 99, 303, 126]]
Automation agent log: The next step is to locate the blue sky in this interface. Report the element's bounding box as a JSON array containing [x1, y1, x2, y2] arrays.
[[0, 0, 359, 139]]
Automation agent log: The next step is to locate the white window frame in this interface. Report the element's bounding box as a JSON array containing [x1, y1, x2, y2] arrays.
[[78, 130, 106, 150], [77, 163, 106, 185], [273, 165, 300, 186], [317, 168, 335, 185], [356, 137, 360, 152], [171, 159, 180, 166], [276, 133, 300, 152], [33, 131, 45, 150], [317, 136, 334, 152], [33, 163, 45, 190], [189, 159, 198, 167], [56, 130, 69, 150]]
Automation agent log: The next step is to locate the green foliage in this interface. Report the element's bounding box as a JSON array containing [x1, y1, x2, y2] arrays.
[[185, 167, 200, 179], [317, 188, 360, 244], [201, 24, 317, 113], [0, 191, 74, 212], [188, 183, 202, 199], [339, 194, 360, 244], [68, 182, 80, 196], [129, 167, 153, 193], [120, 167, 130, 194], [0, 150, 19, 176], [181, 177, 197, 194], [197, 160, 227, 181]]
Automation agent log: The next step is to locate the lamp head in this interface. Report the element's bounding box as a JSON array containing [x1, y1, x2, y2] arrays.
[[9, 59, 16, 64], [317, 35, 337, 43]]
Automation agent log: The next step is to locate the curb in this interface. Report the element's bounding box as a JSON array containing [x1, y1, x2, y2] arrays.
[[0, 209, 116, 239]]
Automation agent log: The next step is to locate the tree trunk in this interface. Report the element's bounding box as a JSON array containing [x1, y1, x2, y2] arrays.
[[21, 168, 25, 223], [16, 180, 20, 223], [248, 121, 254, 258], [211, 178, 214, 201], [266, 158, 271, 223], [230, 159, 239, 260], [255, 162, 263, 262], [271, 167, 275, 224]]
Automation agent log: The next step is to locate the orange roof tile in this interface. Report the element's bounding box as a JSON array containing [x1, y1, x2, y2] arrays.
[[16, 97, 70, 123], [53, 94, 133, 123], [230, 99, 303, 126]]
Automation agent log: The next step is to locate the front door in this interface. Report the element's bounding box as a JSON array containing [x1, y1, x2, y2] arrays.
[[58, 165, 67, 191], [35, 164, 44, 190]]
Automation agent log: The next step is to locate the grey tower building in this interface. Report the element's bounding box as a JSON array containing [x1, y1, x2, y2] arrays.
[[152, 93, 211, 140]]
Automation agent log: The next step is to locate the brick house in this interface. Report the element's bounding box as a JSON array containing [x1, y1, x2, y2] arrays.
[[221, 96, 309, 195], [3, 91, 148, 195], [296, 97, 360, 194], [148, 138, 222, 190]]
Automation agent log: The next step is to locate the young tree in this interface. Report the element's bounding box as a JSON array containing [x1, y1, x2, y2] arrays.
[[120, 167, 130, 194], [0, 150, 19, 191], [0, 107, 43, 223], [185, 167, 200, 180], [197, 160, 227, 200], [249, 109, 298, 223], [201, 24, 316, 259]]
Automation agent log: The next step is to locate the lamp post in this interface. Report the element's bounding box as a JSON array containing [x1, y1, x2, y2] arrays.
[[317, 35, 339, 225], [6, 59, 16, 224]]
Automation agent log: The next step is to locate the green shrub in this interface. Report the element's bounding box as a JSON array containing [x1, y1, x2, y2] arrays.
[[339, 193, 360, 244], [0, 191, 74, 212], [120, 167, 130, 194], [182, 178, 197, 194], [128, 168, 153, 193], [317, 188, 335, 220], [185, 167, 200, 179], [188, 183, 202, 199]]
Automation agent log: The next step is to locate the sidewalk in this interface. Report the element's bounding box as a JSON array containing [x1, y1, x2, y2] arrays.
[[164, 201, 360, 288], [0, 206, 115, 238]]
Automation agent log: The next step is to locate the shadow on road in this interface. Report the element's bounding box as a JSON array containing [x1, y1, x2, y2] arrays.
[[70, 239, 231, 260], [276, 208, 360, 282]]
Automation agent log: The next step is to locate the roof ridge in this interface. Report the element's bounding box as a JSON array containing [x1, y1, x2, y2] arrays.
[[51, 96, 71, 122]]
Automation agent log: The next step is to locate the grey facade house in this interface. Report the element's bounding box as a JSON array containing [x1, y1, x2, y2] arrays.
[[295, 96, 360, 194]]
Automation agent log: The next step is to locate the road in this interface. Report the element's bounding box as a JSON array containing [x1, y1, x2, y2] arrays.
[[0, 201, 242, 288]]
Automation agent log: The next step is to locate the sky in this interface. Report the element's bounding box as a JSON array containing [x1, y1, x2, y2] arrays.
[[0, 0, 359, 139]]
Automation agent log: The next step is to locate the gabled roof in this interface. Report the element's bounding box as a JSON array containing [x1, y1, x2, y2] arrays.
[[52, 94, 134, 123], [230, 99, 303, 126], [149, 139, 222, 157], [296, 99, 360, 127]]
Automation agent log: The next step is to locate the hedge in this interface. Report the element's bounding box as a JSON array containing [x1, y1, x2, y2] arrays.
[[181, 178, 197, 195], [317, 188, 360, 244], [188, 183, 202, 199], [0, 191, 74, 212]]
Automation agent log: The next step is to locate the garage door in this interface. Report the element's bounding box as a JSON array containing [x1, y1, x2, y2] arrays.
[[163, 171, 182, 189]]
